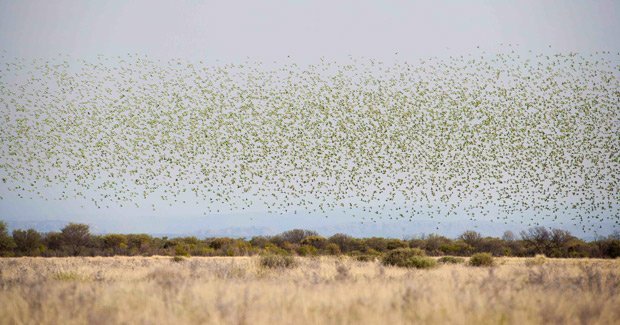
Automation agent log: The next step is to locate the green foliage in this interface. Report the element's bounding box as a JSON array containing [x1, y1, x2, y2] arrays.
[[420, 234, 451, 255], [602, 240, 620, 258], [386, 239, 409, 250], [469, 253, 495, 267], [174, 245, 190, 257], [60, 223, 91, 256], [300, 236, 327, 249], [297, 245, 318, 256], [353, 249, 382, 262], [0, 220, 617, 259], [0, 221, 16, 256], [260, 255, 298, 269], [264, 243, 290, 256], [439, 241, 473, 256], [354, 254, 377, 262], [172, 256, 186, 263], [328, 234, 358, 253], [438, 256, 465, 264], [382, 248, 434, 268], [12, 229, 42, 256], [325, 243, 341, 255]]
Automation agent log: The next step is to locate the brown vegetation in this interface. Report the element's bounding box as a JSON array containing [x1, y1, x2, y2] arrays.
[[0, 256, 618, 324], [1, 221, 619, 259]]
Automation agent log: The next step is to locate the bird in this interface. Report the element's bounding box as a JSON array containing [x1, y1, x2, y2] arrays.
[[0, 47, 617, 233]]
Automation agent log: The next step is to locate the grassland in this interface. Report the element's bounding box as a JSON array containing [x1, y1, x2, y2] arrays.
[[0, 256, 618, 324]]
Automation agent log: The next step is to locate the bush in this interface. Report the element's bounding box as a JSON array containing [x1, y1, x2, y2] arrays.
[[264, 244, 290, 256], [468, 253, 494, 267], [438, 256, 465, 264], [174, 245, 190, 257], [525, 254, 546, 266], [0, 221, 16, 256], [355, 252, 383, 262], [171, 256, 186, 263], [382, 248, 436, 268], [325, 243, 341, 255], [297, 245, 318, 256], [403, 256, 437, 269], [260, 255, 298, 269], [300, 236, 327, 249]]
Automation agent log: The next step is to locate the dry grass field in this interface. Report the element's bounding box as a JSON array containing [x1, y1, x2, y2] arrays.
[[0, 256, 618, 325]]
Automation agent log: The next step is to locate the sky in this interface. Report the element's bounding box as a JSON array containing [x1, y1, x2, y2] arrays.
[[1, 0, 619, 237]]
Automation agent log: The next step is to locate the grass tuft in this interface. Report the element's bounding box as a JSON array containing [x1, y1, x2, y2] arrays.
[[382, 248, 436, 269], [468, 253, 494, 267], [438, 256, 465, 264], [260, 255, 298, 269]]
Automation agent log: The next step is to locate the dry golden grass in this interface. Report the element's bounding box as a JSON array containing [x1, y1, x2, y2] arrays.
[[0, 256, 618, 324]]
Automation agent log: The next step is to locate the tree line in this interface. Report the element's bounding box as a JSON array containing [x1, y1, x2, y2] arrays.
[[0, 220, 618, 258]]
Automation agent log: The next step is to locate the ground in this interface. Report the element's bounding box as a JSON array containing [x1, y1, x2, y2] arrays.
[[0, 256, 618, 324]]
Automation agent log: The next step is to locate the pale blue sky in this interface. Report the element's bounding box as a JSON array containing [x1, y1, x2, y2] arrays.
[[2, 0, 619, 61], [1, 0, 619, 237]]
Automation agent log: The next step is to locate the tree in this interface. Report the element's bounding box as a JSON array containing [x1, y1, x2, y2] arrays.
[[548, 229, 576, 257], [12, 229, 42, 256], [102, 234, 128, 254], [0, 221, 16, 256], [602, 240, 620, 258], [459, 230, 483, 249], [328, 233, 358, 253], [502, 231, 516, 242], [278, 229, 319, 244], [520, 227, 551, 255], [60, 223, 91, 256], [423, 234, 451, 255], [300, 235, 327, 250], [126, 234, 153, 255]]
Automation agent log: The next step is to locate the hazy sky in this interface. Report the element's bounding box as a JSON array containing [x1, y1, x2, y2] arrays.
[[2, 0, 619, 62], [1, 0, 619, 236]]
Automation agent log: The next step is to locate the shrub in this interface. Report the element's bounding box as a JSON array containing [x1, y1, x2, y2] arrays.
[[171, 256, 186, 263], [403, 256, 437, 269], [300, 236, 327, 249], [355, 255, 374, 262], [382, 248, 436, 268], [468, 253, 494, 267], [297, 245, 317, 256], [264, 244, 290, 256], [382, 248, 425, 266], [328, 233, 358, 253], [0, 221, 16, 256], [438, 256, 465, 264], [260, 255, 298, 269], [174, 245, 190, 257], [525, 254, 546, 266], [325, 243, 341, 255], [355, 251, 384, 262], [190, 246, 215, 256], [439, 241, 473, 256], [277, 229, 318, 244]]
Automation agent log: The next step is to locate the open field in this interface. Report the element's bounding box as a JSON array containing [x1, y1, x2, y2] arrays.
[[0, 257, 619, 325]]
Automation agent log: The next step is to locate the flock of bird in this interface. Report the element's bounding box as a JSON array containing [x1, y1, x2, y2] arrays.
[[0, 49, 618, 231]]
